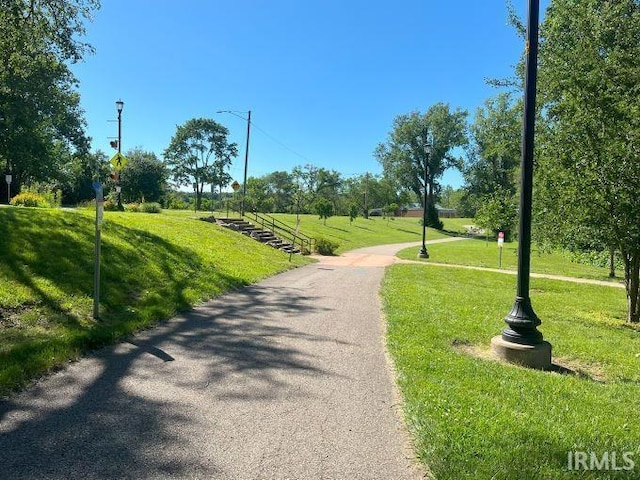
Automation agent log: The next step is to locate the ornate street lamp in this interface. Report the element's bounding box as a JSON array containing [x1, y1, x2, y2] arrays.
[[491, 0, 551, 369], [115, 99, 124, 211], [418, 139, 431, 259]]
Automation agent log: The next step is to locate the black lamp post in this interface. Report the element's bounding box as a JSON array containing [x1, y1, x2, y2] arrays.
[[418, 139, 431, 259], [217, 109, 251, 217], [115, 99, 124, 211], [491, 0, 551, 369]]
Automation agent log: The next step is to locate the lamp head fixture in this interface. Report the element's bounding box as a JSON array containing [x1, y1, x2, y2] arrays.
[[116, 99, 124, 113]]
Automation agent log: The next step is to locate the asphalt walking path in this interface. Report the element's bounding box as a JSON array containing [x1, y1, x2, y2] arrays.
[[0, 241, 430, 480]]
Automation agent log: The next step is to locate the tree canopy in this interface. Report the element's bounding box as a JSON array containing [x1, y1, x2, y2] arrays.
[[535, 0, 640, 322], [0, 0, 99, 198], [375, 103, 467, 228], [463, 93, 521, 238], [119, 148, 169, 204], [164, 118, 238, 210]]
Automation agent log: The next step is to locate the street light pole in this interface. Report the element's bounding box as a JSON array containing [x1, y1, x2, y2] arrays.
[[491, 0, 551, 369], [216, 109, 251, 217], [418, 139, 431, 259], [242, 110, 251, 217], [115, 99, 124, 211]]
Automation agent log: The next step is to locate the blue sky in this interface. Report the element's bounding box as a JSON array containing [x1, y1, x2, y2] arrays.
[[72, 0, 549, 189]]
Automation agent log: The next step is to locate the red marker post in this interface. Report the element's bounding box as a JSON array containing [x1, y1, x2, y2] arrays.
[[498, 231, 505, 268]]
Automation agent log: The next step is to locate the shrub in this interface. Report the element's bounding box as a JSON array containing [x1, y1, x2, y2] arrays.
[[18, 183, 61, 207], [125, 203, 140, 212], [315, 237, 339, 256], [103, 199, 119, 211], [10, 192, 50, 208], [138, 202, 162, 213]]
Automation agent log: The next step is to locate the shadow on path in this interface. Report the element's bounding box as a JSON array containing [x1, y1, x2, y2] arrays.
[[0, 284, 333, 479]]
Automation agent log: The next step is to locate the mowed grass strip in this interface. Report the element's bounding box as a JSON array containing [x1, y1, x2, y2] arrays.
[[396, 237, 623, 283], [0, 207, 310, 397], [264, 213, 459, 254], [382, 264, 640, 479]]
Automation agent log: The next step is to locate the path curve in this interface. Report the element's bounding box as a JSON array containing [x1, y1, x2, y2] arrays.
[[0, 244, 429, 479]]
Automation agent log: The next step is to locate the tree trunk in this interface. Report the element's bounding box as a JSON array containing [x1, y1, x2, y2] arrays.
[[609, 247, 616, 278], [622, 247, 640, 323]]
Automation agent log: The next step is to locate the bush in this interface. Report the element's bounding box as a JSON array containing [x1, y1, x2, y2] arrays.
[[125, 202, 140, 212], [10, 192, 50, 208], [315, 237, 339, 256], [17, 183, 61, 207], [138, 202, 162, 213], [103, 199, 119, 211]]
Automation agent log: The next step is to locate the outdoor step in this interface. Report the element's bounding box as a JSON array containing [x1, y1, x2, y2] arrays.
[[251, 231, 275, 240], [267, 239, 287, 247], [206, 217, 304, 255], [257, 236, 278, 243], [216, 217, 244, 223]]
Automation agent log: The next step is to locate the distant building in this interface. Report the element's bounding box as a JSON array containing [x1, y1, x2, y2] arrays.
[[401, 203, 457, 218]]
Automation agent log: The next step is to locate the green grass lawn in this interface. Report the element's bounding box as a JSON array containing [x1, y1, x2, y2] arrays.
[[397, 237, 623, 283], [382, 264, 640, 479], [248, 213, 462, 254], [160, 210, 471, 254], [0, 207, 309, 397]]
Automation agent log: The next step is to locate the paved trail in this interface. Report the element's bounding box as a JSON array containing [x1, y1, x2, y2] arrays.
[[0, 242, 428, 480]]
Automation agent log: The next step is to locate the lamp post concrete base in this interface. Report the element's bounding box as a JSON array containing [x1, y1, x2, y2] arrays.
[[490, 335, 551, 370]]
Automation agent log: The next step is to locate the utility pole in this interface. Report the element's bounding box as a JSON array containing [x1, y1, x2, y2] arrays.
[[241, 110, 251, 216]]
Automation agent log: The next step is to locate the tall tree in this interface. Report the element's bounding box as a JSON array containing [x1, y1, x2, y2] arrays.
[[245, 176, 273, 213], [0, 0, 98, 199], [265, 170, 295, 212], [315, 168, 342, 214], [463, 93, 522, 237], [164, 118, 237, 210], [535, 0, 640, 322], [59, 149, 109, 204], [375, 103, 467, 228], [120, 148, 169, 204], [463, 94, 521, 206]]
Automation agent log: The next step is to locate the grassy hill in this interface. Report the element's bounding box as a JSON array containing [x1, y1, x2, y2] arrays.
[[0, 207, 309, 397], [246, 212, 465, 253]]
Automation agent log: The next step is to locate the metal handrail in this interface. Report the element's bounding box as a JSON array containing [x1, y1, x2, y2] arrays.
[[247, 212, 316, 254]]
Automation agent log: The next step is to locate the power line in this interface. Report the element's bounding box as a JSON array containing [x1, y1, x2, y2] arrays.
[[249, 121, 313, 164]]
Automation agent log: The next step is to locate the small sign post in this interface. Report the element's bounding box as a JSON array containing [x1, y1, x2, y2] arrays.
[[498, 231, 505, 268], [5, 174, 11, 204], [93, 181, 103, 319]]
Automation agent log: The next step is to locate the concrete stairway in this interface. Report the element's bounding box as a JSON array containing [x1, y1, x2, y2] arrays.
[[212, 217, 302, 254]]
